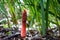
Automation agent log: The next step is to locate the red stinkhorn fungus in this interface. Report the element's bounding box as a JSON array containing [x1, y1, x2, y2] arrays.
[[21, 9, 27, 38]]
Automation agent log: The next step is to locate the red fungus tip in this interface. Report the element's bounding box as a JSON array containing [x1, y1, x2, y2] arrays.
[[21, 9, 27, 38]]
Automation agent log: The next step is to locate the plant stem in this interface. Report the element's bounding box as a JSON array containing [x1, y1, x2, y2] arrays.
[[40, 0, 45, 36]]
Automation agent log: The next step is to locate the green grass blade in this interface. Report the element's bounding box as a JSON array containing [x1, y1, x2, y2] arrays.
[[45, 0, 50, 31]]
